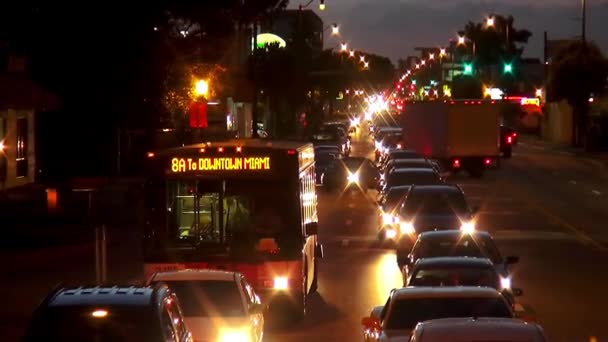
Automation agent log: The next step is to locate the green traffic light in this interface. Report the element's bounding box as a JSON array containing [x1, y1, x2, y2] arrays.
[[463, 64, 473, 75], [503, 63, 513, 74]]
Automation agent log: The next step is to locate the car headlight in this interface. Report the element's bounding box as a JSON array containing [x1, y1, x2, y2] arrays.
[[460, 222, 475, 234], [347, 172, 359, 184], [382, 213, 399, 225], [399, 222, 415, 235], [380, 174, 385, 181], [385, 228, 397, 240], [273, 276, 289, 290], [500, 277, 512, 290], [220, 329, 251, 342]]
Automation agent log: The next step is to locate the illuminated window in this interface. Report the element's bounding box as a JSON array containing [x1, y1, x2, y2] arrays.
[[16, 117, 27, 178]]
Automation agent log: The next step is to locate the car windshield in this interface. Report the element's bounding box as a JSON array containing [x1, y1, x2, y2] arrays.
[[403, 190, 469, 216], [409, 267, 500, 288], [25, 307, 161, 342], [386, 297, 512, 330], [387, 171, 441, 187], [414, 236, 503, 263], [160, 280, 245, 317]]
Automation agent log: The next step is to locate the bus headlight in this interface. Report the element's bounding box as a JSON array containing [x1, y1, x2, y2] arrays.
[[273, 276, 289, 290], [501, 277, 512, 290], [460, 222, 475, 234], [347, 172, 359, 184], [399, 222, 415, 235], [220, 329, 251, 342]]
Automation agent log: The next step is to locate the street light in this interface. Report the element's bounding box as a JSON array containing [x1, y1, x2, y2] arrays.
[[340, 42, 348, 52], [194, 79, 209, 97], [503, 63, 513, 74], [331, 23, 339, 35], [486, 16, 495, 28], [360, 55, 366, 63], [363, 61, 369, 69], [319, 0, 326, 10], [439, 48, 447, 57], [349, 50, 355, 58], [429, 53, 435, 60], [415, 63, 420, 69], [535, 88, 543, 97], [421, 59, 426, 66], [457, 35, 466, 45]]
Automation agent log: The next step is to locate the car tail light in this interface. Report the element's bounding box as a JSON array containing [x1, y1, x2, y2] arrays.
[[507, 136, 512, 144], [485, 158, 492, 165], [453, 159, 461, 168], [512, 132, 518, 137]]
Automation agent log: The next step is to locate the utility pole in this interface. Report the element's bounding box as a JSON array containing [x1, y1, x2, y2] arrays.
[[251, 20, 259, 138], [582, 0, 586, 43]]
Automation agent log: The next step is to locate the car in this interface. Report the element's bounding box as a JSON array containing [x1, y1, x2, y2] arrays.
[[409, 317, 547, 342], [147, 269, 265, 342], [379, 149, 422, 169], [322, 156, 380, 191], [374, 132, 404, 162], [377, 185, 412, 242], [313, 127, 350, 156], [396, 230, 519, 281], [380, 159, 442, 186], [24, 284, 193, 342], [394, 184, 477, 239], [404, 257, 522, 304], [361, 287, 514, 342], [380, 168, 444, 195]]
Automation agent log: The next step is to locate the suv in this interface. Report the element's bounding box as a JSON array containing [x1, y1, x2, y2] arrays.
[[24, 284, 192, 342]]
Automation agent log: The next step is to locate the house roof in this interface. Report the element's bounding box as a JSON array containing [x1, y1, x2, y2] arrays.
[[0, 74, 59, 111]]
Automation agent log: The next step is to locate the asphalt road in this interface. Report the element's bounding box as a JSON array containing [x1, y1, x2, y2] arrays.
[[2, 129, 608, 341]]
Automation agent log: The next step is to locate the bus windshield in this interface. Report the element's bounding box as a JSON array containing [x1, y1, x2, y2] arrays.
[[162, 179, 302, 258]]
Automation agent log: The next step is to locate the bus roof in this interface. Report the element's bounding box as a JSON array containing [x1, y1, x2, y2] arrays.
[[153, 139, 313, 155]]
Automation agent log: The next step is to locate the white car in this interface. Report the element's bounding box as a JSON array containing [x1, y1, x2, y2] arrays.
[[147, 269, 264, 342], [361, 287, 513, 342], [409, 317, 547, 341]]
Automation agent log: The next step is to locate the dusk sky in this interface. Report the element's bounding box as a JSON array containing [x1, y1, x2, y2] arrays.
[[289, 0, 608, 63]]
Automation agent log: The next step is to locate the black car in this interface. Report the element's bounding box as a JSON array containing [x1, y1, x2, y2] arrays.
[[24, 284, 193, 342], [395, 184, 477, 237], [405, 256, 523, 304], [322, 156, 379, 191], [380, 168, 444, 194]]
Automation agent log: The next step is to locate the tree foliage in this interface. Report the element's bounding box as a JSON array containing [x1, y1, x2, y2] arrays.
[[547, 41, 608, 146]]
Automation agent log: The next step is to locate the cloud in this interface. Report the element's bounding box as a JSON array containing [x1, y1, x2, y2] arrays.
[[315, 0, 608, 62]]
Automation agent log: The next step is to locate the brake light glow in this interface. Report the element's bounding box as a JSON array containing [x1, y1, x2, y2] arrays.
[[453, 159, 461, 168], [146, 152, 155, 158], [507, 136, 512, 144], [485, 158, 492, 165], [236, 146, 242, 153], [287, 149, 297, 155], [199, 148, 205, 153], [512, 132, 518, 137], [218, 147, 224, 153]]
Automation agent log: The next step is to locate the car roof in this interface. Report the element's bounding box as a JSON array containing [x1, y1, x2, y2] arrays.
[[410, 184, 462, 193], [392, 286, 503, 300], [387, 185, 412, 194], [414, 257, 494, 268], [48, 286, 157, 307], [390, 168, 438, 174], [152, 269, 238, 282], [415, 317, 545, 340], [419, 230, 492, 240]]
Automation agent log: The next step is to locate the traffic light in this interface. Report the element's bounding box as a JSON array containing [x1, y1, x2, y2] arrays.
[[463, 63, 473, 75], [503, 63, 513, 74]]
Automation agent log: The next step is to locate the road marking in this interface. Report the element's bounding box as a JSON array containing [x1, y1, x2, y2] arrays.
[[592, 190, 602, 196]]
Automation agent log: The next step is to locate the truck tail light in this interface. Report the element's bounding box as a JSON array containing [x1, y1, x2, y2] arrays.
[[507, 136, 512, 144], [485, 158, 492, 165], [453, 159, 461, 168]]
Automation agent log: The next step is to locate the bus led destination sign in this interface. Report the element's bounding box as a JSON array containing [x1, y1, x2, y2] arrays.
[[171, 157, 271, 173]]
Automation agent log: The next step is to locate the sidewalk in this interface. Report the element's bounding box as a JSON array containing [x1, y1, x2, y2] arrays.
[[518, 135, 608, 168]]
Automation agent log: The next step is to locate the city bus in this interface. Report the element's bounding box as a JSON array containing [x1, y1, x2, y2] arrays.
[[142, 140, 321, 320]]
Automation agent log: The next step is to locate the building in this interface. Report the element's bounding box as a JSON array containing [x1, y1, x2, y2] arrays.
[[263, 9, 324, 56], [0, 56, 57, 190]]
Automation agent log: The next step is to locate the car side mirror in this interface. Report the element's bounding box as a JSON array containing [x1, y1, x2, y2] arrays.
[[512, 288, 524, 297], [305, 222, 318, 236], [505, 256, 519, 265], [361, 316, 381, 329], [249, 303, 266, 314]]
